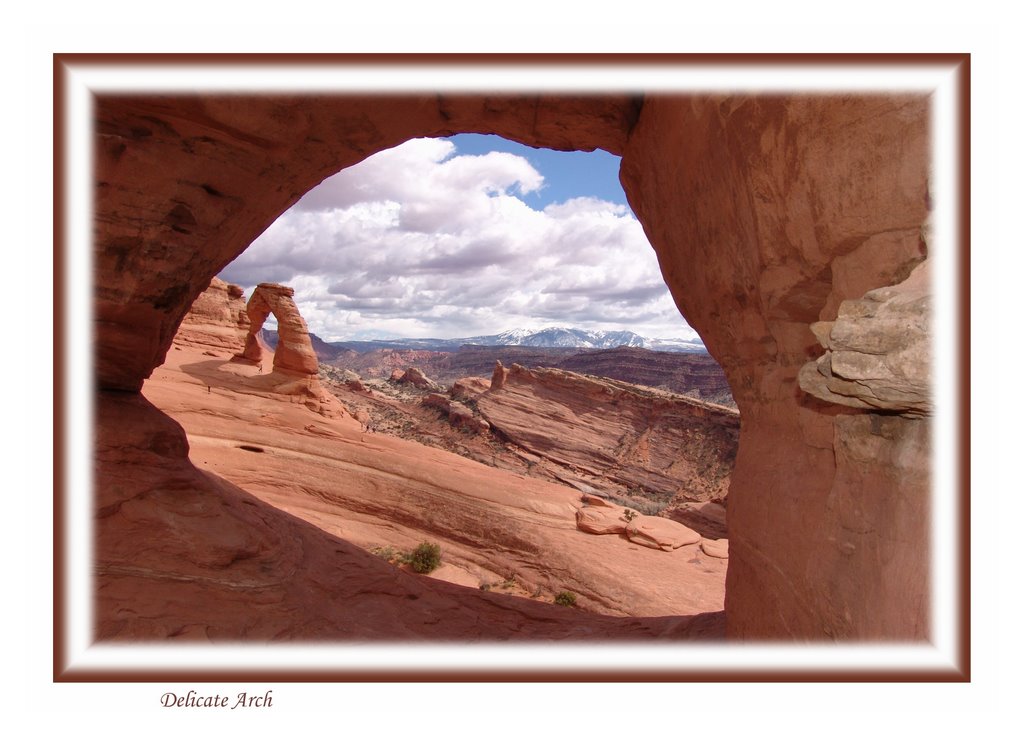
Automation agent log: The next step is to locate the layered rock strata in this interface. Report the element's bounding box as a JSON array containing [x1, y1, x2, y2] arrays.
[[477, 363, 738, 505], [172, 276, 250, 354], [799, 262, 931, 415]]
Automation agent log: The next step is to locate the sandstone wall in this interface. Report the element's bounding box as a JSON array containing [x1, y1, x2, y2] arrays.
[[172, 276, 250, 354], [619, 95, 930, 639], [91, 92, 932, 641]]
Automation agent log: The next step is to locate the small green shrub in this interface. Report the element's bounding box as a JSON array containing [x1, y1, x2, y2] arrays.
[[622, 509, 638, 522], [554, 591, 577, 607], [408, 541, 442, 574]]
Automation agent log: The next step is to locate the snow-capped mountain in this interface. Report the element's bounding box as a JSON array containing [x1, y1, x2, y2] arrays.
[[466, 327, 647, 348], [326, 327, 705, 353], [460, 327, 704, 351]]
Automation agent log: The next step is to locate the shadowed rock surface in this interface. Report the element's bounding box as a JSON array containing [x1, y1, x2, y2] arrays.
[[799, 261, 931, 415]]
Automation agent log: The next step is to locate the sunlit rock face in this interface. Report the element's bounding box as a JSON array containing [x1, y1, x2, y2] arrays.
[[92, 92, 931, 641], [172, 276, 250, 355]]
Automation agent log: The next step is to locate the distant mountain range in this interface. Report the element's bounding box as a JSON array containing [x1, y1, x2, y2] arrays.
[[281, 327, 705, 354]]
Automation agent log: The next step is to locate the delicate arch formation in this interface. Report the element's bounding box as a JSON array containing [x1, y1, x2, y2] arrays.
[[238, 283, 319, 377], [92, 92, 932, 641]]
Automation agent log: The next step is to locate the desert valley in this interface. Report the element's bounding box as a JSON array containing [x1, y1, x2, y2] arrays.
[[117, 277, 738, 639]]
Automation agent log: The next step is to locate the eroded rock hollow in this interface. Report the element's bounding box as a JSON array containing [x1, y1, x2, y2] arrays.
[[92, 92, 932, 641]]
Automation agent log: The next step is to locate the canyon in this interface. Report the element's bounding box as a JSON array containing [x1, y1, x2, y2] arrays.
[[89, 90, 932, 645], [272, 329, 736, 408]]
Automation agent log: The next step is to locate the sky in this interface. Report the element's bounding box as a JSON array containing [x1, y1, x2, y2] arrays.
[[220, 133, 698, 342]]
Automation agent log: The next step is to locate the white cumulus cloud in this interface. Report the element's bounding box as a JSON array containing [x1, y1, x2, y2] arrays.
[[220, 137, 696, 341]]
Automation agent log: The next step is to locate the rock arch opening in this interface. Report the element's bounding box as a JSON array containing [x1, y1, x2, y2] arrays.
[[93, 92, 931, 641], [187, 134, 738, 620]]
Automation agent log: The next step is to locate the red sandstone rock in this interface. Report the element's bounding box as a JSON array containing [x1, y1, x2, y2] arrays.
[[668, 501, 728, 540], [421, 393, 489, 434], [701, 538, 729, 559], [620, 94, 930, 638], [173, 277, 250, 354], [421, 393, 451, 412], [397, 366, 440, 391], [490, 360, 510, 390], [89, 92, 932, 641], [451, 377, 490, 401], [118, 340, 728, 634], [389, 369, 405, 382], [448, 403, 490, 434], [626, 516, 701, 551], [240, 283, 319, 376], [575, 506, 628, 535], [476, 364, 738, 504]]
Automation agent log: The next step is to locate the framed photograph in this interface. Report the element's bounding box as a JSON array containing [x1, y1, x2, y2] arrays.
[[54, 53, 969, 683]]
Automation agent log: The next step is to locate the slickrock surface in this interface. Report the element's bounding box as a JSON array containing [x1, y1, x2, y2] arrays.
[[91, 93, 932, 640], [106, 340, 728, 640], [477, 364, 738, 505]]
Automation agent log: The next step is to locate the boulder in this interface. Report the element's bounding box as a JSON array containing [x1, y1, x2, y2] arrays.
[[626, 516, 701, 551], [575, 506, 628, 535], [701, 538, 729, 559], [398, 367, 440, 391], [451, 377, 489, 401], [421, 393, 453, 413], [799, 262, 931, 415]]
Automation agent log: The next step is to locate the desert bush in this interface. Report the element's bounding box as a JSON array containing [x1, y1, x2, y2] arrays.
[[622, 509, 638, 522], [408, 541, 442, 574], [554, 591, 577, 607]]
